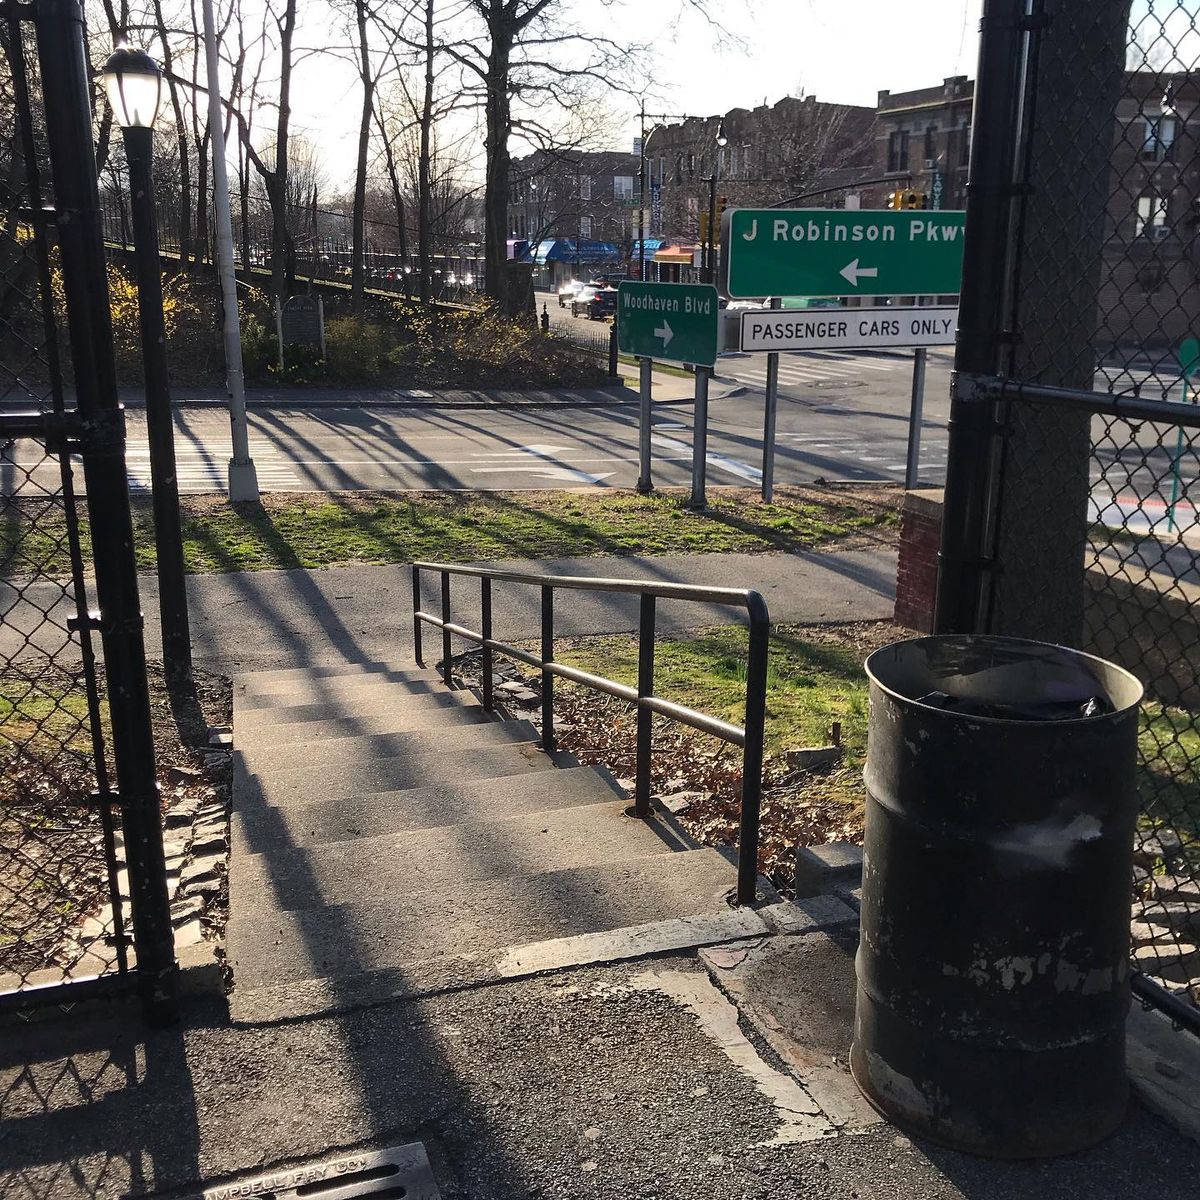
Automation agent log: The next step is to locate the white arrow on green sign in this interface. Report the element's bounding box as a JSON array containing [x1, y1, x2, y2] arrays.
[[617, 281, 719, 367], [721, 208, 966, 300]]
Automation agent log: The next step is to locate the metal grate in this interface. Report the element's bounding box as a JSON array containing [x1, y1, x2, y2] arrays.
[[194, 1143, 440, 1200]]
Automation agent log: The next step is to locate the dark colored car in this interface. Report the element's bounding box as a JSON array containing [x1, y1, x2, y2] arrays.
[[584, 287, 619, 321]]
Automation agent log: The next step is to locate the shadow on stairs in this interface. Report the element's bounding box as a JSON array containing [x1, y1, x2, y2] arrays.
[[226, 660, 767, 1024]]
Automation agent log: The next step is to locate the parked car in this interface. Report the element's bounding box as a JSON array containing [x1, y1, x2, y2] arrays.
[[558, 280, 584, 307], [570, 286, 598, 317]]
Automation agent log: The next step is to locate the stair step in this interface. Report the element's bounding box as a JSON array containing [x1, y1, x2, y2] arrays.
[[239, 741, 554, 809], [231, 908, 769, 1024], [238, 720, 537, 776], [232, 765, 624, 855], [227, 847, 738, 992], [231, 801, 671, 913], [238, 704, 494, 749], [236, 673, 452, 713], [234, 660, 423, 686], [236, 689, 483, 733]]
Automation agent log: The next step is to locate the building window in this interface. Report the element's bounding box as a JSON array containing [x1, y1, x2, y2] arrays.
[[728, 146, 738, 177], [959, 120, 971, 166], [675, 153, 683, 184], [1142, 114, 1177, 161], [579, 215, 593, 238], [613, 175, 634, 201], [688, 151, 695, 178], [887, 130, 909, 173], [578, 174, 592, 200], [1136, 193, 1168, 235], [924, 124, 938, 166]]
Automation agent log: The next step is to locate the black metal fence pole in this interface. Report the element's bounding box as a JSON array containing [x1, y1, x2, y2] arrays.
[[934, 0, 1027, 635], [541, 586, 555, 755], [36, 0, 177, 1023], [123, 123, 192, 683], [635, 594, 655, 818]]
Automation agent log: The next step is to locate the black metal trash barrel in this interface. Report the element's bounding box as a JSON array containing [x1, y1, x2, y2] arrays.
[[851, 635, 1144, 1158]]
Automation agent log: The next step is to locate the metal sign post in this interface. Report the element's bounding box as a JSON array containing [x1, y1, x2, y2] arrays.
[[690, 367, 710, 510], [761, 298, 781, 503], [905, 347, 928, 489], [637, 357, 653, 493]]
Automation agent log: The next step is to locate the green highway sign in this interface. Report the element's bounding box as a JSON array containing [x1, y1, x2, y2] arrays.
[[721, 208, 966, 300], [617, 281, 719, 367]]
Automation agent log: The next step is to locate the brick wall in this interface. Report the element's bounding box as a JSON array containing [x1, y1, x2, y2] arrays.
[[894, 489, 943, 632]]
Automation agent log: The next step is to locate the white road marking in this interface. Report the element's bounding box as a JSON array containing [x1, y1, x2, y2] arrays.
[[654, 434, 762, 483]]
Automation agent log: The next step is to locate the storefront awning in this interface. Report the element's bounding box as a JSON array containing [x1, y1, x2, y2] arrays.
[[528, 238, 622, 264], [631, 239, 664, 256], [654, 244, 698, 264]]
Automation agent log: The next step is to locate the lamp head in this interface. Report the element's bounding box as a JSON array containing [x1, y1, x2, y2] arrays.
[[101, 43, 164, 130], [715, 119, 728, 148]]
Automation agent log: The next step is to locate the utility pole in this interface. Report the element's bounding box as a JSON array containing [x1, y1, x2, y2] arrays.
[[201, 0, 258, 502]]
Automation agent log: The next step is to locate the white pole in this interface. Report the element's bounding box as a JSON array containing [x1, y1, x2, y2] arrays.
[[201, 0, 258, 501]]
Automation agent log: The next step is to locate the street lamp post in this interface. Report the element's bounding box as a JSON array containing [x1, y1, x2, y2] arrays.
[[703, 119, 728, 286], [101, 45, 191, 685]]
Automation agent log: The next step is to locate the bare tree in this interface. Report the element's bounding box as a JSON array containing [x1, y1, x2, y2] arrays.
[[449, 0, 645, 308]]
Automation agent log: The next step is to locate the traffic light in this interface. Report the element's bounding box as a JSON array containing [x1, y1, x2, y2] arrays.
[[887, 189, 927, 209], [700, 210, 709, 241], [716, 194, 728, 227]]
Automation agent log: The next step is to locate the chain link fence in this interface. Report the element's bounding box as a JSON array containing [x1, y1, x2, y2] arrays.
[[2, 11, 131, 1007], [943, 0, 1200, 1025]]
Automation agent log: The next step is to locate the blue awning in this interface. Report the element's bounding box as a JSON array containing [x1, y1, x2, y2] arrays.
[[631, 239, 664, 256], [528, 238, 621, 264]]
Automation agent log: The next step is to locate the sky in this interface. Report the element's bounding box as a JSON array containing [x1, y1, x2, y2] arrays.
[[285, 0, 985, 188]]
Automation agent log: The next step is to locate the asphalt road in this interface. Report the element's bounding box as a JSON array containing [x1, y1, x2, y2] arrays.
[[1, 346, 953, 496]]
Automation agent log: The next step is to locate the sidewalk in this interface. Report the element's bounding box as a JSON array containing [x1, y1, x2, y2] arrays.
[[165, 548, 898, 675], [117, 366, 745, 411]]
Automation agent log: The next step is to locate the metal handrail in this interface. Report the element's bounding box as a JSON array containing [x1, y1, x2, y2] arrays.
[[411, 561, 769, 905]]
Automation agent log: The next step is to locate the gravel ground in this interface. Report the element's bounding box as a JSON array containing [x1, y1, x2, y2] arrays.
[[3, 955, 1200, 1199]]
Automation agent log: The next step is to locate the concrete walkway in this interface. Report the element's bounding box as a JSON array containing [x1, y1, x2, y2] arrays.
[[117, 368, 743, 410], [178, 547, 896, 675], [0, 547, 896, 673]]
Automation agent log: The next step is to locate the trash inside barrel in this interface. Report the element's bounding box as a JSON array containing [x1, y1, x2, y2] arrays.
[[850, 635, 1144, 1158]]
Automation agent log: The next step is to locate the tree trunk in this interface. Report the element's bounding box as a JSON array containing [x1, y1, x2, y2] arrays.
[[482, 26, 511, 305], [151, 0, 191, 271], [350, 0, 373, 312], [269, 0, 298, 300], [418, 0, 435, 302], [194, 130, 210, 275]]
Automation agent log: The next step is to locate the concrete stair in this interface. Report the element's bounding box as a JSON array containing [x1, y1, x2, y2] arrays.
[[226, 659, 749, 1022]]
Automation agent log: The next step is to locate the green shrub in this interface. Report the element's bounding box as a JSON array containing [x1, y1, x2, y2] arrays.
[[323, 315, 399, 382]]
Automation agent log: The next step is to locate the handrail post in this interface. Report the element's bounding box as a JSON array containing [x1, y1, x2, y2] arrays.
[[412, 564, 423, 666], [635, 594, 655, 818], [541, 585, 555, 755], [739, 597, 769, 905], [481, 576, 494, 712], [440, 571, 452, 687]]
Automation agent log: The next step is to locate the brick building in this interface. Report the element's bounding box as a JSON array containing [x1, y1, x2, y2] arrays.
[[643, 95, 877, 279], [867, 75, 974, 211], [1100, 70, 1200, 357], [507, 148, 640, 287]]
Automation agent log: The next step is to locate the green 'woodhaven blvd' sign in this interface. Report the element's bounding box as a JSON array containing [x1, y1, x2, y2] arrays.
[[721, 208, 966, 300], [616, 281, 719, 367]]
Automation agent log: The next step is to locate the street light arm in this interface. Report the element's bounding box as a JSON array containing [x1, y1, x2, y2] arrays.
[[770, 172, 913, 208]]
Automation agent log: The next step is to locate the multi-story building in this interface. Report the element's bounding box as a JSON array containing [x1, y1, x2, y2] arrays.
[[643, 95, 877, 280], [507, 148, 640, 288], [870, 70, 1200, 352], [868, 76, 974, 211]]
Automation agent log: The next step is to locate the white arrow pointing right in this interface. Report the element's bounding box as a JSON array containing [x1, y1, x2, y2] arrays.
[[839, 259, 880, 287], [654, 319, 674, 348]]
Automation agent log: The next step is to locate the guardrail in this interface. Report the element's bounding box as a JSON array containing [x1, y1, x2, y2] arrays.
[[410, 561, 769, 904]]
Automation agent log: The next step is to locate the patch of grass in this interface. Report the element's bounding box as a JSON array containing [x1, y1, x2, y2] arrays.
[[557, 621, 875, 774], [3, 486, 898, 578]]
